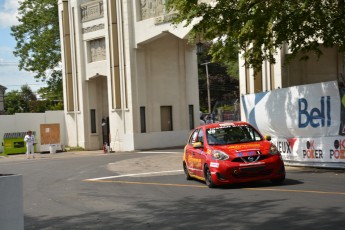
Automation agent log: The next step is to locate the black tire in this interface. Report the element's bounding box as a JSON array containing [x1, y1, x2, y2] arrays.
[[204, 165, 216, 188], [183, 162, 192, 180], [271, 176, 285, 185]]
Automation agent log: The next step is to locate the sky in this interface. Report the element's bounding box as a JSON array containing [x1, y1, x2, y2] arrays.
[[0, 0, 47, 93]]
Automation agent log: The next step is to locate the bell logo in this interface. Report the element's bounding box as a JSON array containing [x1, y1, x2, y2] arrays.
[[298, 96, 331, 128]]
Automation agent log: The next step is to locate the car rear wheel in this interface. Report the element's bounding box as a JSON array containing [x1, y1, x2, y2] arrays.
[[204, 165, 216, 188], [271, 176, 285, 185], [183, 162, 192, 180]]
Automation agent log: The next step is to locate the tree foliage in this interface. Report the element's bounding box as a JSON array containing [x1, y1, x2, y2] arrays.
[[198, 63, 239, 112], [166, 0, 345, 70], [4, 90, 24, 115], [198, 43, 239, 113], [10, 0, 63, 107], [37, 70, 63, 103], [5, 85, 36, 114], [4, 84, 62, 114]]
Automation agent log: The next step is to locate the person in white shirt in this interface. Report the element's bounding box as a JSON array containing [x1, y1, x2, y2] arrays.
[[24, 130, 36, 159]]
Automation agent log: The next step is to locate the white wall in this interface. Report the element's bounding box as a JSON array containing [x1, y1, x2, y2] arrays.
[[133, 131, 190, 150], [0, 111, 65, 153]]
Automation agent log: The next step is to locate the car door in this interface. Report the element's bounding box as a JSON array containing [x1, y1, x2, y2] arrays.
[[184, 129, 199, 176], [192, 128, 206, 178]]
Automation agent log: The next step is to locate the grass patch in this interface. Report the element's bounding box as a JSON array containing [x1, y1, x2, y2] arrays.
[[0, 153, 9, 158], [64, 146, 85, 152]]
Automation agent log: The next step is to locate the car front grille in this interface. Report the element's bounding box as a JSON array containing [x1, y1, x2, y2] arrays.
[[232, 154, 269, 163], [241, 165, 266, 172], [231, 166, 273, 178]]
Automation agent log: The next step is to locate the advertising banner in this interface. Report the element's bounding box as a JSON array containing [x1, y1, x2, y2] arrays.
[[273, 137, 345, 168], [242, 81, 341, 138], [339, 87, 345, 135]]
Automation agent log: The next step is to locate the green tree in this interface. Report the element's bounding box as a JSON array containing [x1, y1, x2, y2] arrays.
[[4, 83, 63, 114], [21, 84, 37, 103], [37, 70, 64, 110], [4, 90, 23, 115], [11, 0, 63, 105], [166, 0, 345, 70], [4, 85, 37, 114], [197, 43, 239, 113]]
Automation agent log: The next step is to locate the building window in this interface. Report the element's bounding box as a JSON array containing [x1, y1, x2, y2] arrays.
[[161, 106, 173, 131], [270, 63, 275, 90], [140, 106, 146, 133], [189, 105, 194, 130], [90, 109, 96, 133], [254, 69, 263, 93], [88, 38, 106, 63], [62, 2, 74, 112], [245, 64, 250, 94], [197, 129, 204, 143]]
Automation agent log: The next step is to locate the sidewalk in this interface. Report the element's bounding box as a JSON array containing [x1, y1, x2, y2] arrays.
[[0, 150, 107, 161], [0, 148, 184, 162]]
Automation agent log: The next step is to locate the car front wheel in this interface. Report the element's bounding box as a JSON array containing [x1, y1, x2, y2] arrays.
[[204, 165, 216, 188]]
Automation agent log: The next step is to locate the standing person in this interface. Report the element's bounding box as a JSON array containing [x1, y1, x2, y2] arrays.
[[200, 115, 206, 125], [206, 114, 213, 124], [24, 130, 36, 159]]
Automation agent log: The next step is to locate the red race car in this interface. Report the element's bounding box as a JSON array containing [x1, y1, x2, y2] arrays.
[[183, 121, 285, 188]]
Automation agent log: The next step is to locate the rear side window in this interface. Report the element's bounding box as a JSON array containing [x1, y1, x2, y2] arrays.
[[197, 129, 204, 143], [189, 129, 199, 144]]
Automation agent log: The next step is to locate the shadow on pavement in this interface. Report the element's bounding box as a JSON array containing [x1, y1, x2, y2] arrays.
[[24, 194, 344, 230]]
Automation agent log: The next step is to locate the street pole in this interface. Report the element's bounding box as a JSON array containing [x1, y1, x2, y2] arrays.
[[201, 62, 211, 114]]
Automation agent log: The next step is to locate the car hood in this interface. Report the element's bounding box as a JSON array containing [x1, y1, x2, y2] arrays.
[[210, 141, 271, 156]]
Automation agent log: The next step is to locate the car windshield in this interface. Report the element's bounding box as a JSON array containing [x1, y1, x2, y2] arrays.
[[206, 124, 263, 145]]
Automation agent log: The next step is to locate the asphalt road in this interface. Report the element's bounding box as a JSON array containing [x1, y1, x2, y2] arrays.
[[1, 150, 345, 230]]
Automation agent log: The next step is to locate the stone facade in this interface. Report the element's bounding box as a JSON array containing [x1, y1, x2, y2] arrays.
[[57, 0, 199, 151], [140, 0, 166, 20], [81, 0, 104, 22]]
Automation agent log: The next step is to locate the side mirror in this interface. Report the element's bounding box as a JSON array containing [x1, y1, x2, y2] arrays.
[[264, 135, 271, 141], [193, 142, 203, 148]]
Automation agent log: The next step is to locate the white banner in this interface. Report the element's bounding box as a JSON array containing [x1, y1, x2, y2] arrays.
[[242, 81, 341, 138], [273, 137, 345, 168]]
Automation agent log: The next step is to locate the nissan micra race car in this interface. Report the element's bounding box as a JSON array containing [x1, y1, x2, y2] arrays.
[[183, 122, 285, 188]]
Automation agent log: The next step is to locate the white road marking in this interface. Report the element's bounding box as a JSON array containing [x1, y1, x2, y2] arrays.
[[85, 170, 184, 181]]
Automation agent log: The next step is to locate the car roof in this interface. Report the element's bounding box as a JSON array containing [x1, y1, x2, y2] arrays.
[[198, 121, 250, 129]]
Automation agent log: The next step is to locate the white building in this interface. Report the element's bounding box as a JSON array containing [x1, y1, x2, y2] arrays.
[[239, 44, 345, 168], [239, 44, 343, 95], [57, 0, 199, 151], [239, 44, 344, 126]]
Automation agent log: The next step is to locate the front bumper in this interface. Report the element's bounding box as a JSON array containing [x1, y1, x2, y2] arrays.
[[209, 155, 285, 185]]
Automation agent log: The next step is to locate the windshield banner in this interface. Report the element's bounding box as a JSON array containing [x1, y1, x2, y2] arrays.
[[241, 81, 341, 138]]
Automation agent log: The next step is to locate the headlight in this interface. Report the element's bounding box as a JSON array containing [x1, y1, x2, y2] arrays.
[[212, 150, 229, 160], [269, 143, 279, 155]]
